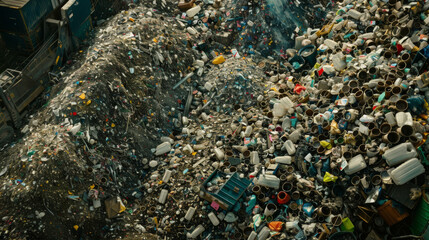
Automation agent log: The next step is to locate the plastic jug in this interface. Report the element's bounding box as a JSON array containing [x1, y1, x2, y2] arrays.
[[274, 156, 292, 164], [284, 140, 296, 155], [257, 174, 281, 189], [344, 154, 367, 175], [258, 227, 271, 240], [382, 142, 417, 166], [390, 158, 425, 185]]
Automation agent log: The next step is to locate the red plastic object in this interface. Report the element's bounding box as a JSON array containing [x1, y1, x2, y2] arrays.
[[277, 191, 291, 204], [396, 44, 403, 55], [294, 84, 306, 94]]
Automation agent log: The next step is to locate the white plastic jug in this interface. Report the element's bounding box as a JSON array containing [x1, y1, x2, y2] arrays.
[[396, 112, 413, 127], [348, 9, 362, 19], [324, 39, 338, 50], [332, 53, 346, 71], [275, 156, 292, 164], [273, 103, 287, 117], [382, 142, 417, 166], [390, 158, 425, 185], [155, 142, 171, 155], [344, 154, 367, 175], [284, 140, 296, 155], [258, 227, 271, 240], [185, 207, 196, 220], [214, 148, 224, 160], [208, 212, 220, 226], [247, 231, 257, 240], [257, 174, 281, 189], [186, 5, 201, 18], [280, 97, 294, 110], [187, 225, 205, 239], [249, 151, 260, 165]]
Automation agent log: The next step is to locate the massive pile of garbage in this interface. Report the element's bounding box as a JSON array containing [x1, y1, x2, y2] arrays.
[[1, 0, 429, 239]]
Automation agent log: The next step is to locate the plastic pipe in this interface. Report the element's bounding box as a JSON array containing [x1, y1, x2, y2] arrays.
[[317, 206, 331, 217], [264, 203, 277, 216], [382, 131, 400, 144], [291, 191, 300, 200], [252, 186, 262, 195], [371, 175, 382, 185], [397, 125, 414, 137], [351, 175, 360, 186], [395, 100, 408, 112], [370, 128, 381, 138], [282, 182, 293, 192]]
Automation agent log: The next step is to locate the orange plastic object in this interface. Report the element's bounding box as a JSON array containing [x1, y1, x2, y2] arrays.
[[268, 221, 284, 231]]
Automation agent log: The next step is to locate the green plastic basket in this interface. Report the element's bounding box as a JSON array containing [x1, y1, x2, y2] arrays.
[[410, 190, 429, 236]]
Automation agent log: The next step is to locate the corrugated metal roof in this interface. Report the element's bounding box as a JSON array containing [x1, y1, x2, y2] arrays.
[[0, 0, 30, 8]]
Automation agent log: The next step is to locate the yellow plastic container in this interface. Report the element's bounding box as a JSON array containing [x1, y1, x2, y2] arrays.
[[340, 217, 354, 232], [316, 23, 334, 37], [212, 55, 225, 64]]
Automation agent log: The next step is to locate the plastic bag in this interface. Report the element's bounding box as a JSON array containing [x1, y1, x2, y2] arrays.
[[323, 172, 338, 182]]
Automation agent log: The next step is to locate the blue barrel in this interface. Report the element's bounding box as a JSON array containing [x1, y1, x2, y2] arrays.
[[299, 45, 318, 68]]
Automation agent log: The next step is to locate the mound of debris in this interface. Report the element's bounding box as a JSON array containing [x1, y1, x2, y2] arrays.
[[2, 0, 428, 239], [0, 7, 201, 239]]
